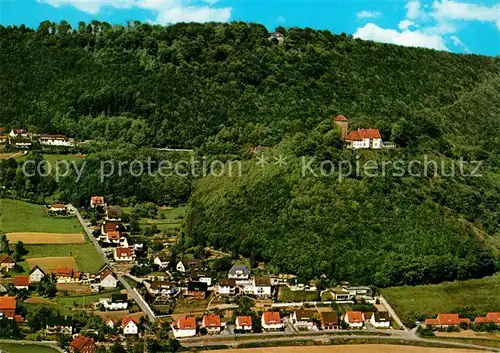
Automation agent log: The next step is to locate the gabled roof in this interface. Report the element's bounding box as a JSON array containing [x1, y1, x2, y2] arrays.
[[55, 267, 73, 276], [122, 316, 138, 328], [345, 311, 364, 323], [334, 115, 348, 122], [346, 129, 381, 141], [90, 196, 104, 204], [218, 279, 236, 287], [229, 265, 250, 276], [115, 247, 132, 257], [98, 265, 115, 279], [203, 314, 221, 327], [474, 313, 500, 324], [425, 313, 471, 326], [107, 231, 120, 240], [13, 276, 29, 287], [0, 296, 16, 310], [177, 316, 196, 330], [373, 312, 390, 322], [294, 310, 315, 321], [262, 311, 281, 325], [29, 265, 46, 275], [236, 316, 252, 326], [106, 206, 123, 219], [71, 336, 94, 350], [0, 254, 15, 264], [103, 222, 120, 233], [254, 276, 271, 286], [51, 203, 66, 209], [320, 312, 338, 325], [47, 316, 73, 327]]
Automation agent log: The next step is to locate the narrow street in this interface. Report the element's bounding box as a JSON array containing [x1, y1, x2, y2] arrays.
[[69, 204, 157, 323]]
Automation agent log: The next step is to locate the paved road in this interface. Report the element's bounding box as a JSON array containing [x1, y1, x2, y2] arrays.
[[379, 295, 408, 331], [69, 204, 156, 323]]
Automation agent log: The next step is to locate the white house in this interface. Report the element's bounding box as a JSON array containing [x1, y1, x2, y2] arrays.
[[176, 259, 202, 273], [343, 311, 364, 328], [202, 315, 222, 334], [228, 265, 250, 280], [39, 135, 73, 147], [106, 231, 121, 245], [99, 294, 128, 310], [253, 277, 272, 297], [190, 270, 214, 286], [215, 279, 236, 296], [345, 129, 382, 149], [370, 312, 391, 328], [105, 318, 115, 329], [171, 316, 197, 338], [29, 266, 45, 283], [98, 267, 118, 289], [122, 316, 138, 335], [114, 247, 135, 262], [261, 312, 283, 331], [9, 129, 29, 138], [235, 316, 252, 331], [290, 310, 316, 330], [153, 254, 170, 269], [147, 281, 178, 297]]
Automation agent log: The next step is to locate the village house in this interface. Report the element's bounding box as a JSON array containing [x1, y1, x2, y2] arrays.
[[176, 259, 202, 273], [99, 294, 128, 311], [104, 318, 115, 329], [171, 316, 197, 338], [424, 313, 471, 328], [261, 311, 283, 331], [153, 254, 170, 269], [106, 231, 121, 245], [320, 312, 339, 330], [48, 203, 68, 214], [0, 296, 16, 319], [269, 273, 297, 286], [268, 32, 285, 44], [202, 314, 222, 334], [215, 279, 236, 296], [184, 281, 207, 300], [330, 288, 351, 301], [228, 265, 250, 280], [190, 269, 214, 286], [122, 316, 139, 335], [39, 134, 73, 147], [101, 221, 120, 237], [290, 310, 317, 330], [46, 316, 73, 335], [342, 311, 364, 328], [55, 267, 82, 283], [369, 312, 391, 328], [147, 281, 178, 298], [0, 131, 8, 144], [474, 312, 500, 325], [29, 265, 46, 283], [346, 286, 373, 300], [9, 129, 29, 138], [97, 265, 118, 288], [114, 247, 136, 262], [253, 276, 272, 297], [0, 254, 15, 272], [70, 335, 95, 353], [105, 206, 123, 221], [90, 196, 105, 208], [235, 316, 252, 331], [13, 276, 29, 290]]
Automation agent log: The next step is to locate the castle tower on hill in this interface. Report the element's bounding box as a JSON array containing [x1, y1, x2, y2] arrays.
[[333, 115, 348, 141]]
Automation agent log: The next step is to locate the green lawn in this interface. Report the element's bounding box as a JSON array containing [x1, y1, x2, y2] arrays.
[[22, 243, 104, 273], [278, 286, 320, 302], [382, 273, 500, 326], [0, 343, 59, 353], [0, 199, 81, 233], [124, 205, 186, 231]]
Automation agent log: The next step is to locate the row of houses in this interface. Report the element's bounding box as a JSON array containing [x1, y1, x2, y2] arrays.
[[0, 129, 74, 148], [425, 312, 500, 328]]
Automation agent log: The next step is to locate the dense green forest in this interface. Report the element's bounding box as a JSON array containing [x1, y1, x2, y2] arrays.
[[1, 21, 499, 287]]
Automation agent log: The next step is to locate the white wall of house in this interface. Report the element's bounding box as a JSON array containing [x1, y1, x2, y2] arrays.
[[100, 274, 118, 288], [370, 315, 390, 328], [261, 318, 283, 330], [253, 285, 271, 296], [171, 327, 196, 338], [123, 322, 138, 334], [29, 270, 45, 283], [217, 285, 235, 295], [176, 261, 186, 272]]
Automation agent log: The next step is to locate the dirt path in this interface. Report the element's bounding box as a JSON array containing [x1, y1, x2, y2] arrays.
[[199, 345, 483, 353]]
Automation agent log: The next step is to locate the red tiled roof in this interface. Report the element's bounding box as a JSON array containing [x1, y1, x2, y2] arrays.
[[103, 222, 119, 233], [177, 316, 196, 330], [14, 315, 24, 323], [71, 336, 94, 350], [262, 311, 281, 325], [0, 254, 14, 264], [107, 231, 120, 240], [203, 314, 221, 327], [345, 311, 364, 323], [91, 196, 104, 204], [425, 318, 439, 325], [13, 276, 29, 287], [334, 115, 348, 122], [475, 312, 500, 324], [115, 247, 132, 257], [346, 129, 381, 141], [122, 316, 138, 328], [0, 296, 16, 310], [55, 267, 73, 276], [426, 313, 470, 326], [51, 204, 66, 209], [236, 316, 252, 326]]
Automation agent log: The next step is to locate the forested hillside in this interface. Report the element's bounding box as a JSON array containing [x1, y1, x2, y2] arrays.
[[1, 21, 499, 287]]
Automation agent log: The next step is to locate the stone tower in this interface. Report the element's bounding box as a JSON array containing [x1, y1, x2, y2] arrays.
[[333, 115, 348, 141]]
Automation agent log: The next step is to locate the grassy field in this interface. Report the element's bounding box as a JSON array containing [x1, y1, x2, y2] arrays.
[[382, 273, 500, 326], [124, 205, 186, 231], [0, 343, 59, 353], [0, 199, 81, 233], [26, 256, 78, 273], [6, 232, 84, 244], [278, 286, 320, 302], [22, 243, 104, 273]]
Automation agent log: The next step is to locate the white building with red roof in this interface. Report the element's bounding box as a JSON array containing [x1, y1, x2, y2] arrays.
[[261, 311, 283, 330], [202, 314, 222, 334], [346, 128, 382, 149], [342, 311, 364, 328], [424, 313, 471, 328], [171, 316, 197, 338], [474, 312, 500, 325], [122, 316, 139, 335], [114, 247, 135, 262], [236, 316, 252, 331]]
